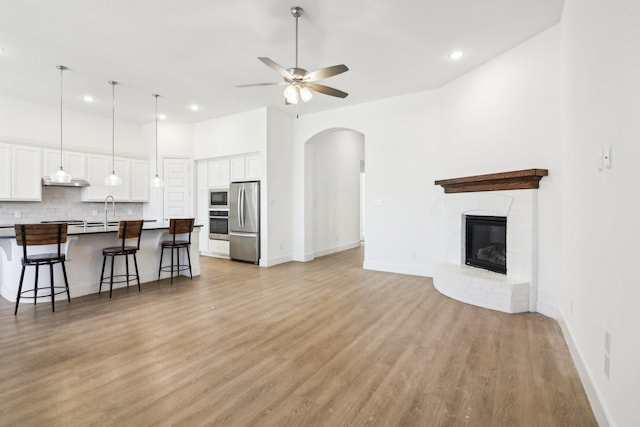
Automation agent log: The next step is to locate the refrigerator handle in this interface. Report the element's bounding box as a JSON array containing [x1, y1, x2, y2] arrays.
[[237, 186, 242, 228], [240, 186, 245, 227]]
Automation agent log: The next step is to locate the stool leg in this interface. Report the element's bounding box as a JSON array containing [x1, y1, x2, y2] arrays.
[[34, 265, 39, 305], [99, 256, 106, 294], [133, 252, 141, 293], [109, 255, 115, 299], [186, 244, 192, 279], [61, 261, 71, 302], [50, 263, 55, 313], [170, 245, 175, 285], [177, 247, 180, 280], [158, 246, 164, 281], [125, 254, 130, 288], [14, 265, 26, 315]]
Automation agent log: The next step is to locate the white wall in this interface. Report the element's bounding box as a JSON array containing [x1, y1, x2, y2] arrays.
[[295, 91, 441, 274], [560, 1, 640, 425], [0, 95, 145, 157], [193, 108, 266, 159], [264, 109, 294, 265], [308, 129, 364, 257]]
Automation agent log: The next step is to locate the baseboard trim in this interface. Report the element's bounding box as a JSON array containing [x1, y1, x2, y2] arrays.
[[363, 261, 434, 278], [535, 298, 559, 318], [313, 241, 361, 259], [558, 314, 613, 427], [261, 255, 293, 267]]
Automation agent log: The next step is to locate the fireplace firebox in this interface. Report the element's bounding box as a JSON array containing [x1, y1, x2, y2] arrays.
[[465, 215, 507, 274]]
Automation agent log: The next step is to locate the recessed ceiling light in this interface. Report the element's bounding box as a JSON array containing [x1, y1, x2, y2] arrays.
[[449, 51, 463, 60], [190, 104, 199, 111], [83, 95, 94, 103], [158, 114, 167, 120]]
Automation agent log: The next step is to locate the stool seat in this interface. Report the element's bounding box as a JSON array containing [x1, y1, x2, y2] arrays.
[[14, 223, 70, 315], [100, 220, 143, 299], [158, 218, 195, 284], [102, 246, 138, 255], [22, 253, 66, 264]]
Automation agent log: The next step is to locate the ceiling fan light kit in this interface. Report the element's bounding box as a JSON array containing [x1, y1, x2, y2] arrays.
[[238, 6, 349, 106]]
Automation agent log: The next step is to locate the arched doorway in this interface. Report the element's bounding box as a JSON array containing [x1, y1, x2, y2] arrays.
[[303, 128, 365, 259]]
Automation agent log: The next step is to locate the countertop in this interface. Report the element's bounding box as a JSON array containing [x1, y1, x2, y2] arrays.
[[0, 221, 203, 239]]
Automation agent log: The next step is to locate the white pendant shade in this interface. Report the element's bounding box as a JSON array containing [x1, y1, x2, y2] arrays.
[[51, 168, 72, 183], [105, 172, 123, 186], [151, 174, 164, 188]]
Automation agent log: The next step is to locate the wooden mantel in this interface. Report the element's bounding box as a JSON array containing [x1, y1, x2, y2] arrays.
[[434, 169, 548, 194]]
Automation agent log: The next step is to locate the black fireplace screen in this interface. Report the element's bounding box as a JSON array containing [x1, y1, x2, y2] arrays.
[[465, 215, 507, 274]]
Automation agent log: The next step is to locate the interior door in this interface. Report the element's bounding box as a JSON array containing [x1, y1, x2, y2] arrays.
[[163, 158, 192, 220]]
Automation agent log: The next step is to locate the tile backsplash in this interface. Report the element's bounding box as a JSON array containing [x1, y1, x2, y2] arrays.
[[0, 187, 143, 224]]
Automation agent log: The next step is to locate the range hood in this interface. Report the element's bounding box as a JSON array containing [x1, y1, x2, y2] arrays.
[[41, 177, 90, 187]]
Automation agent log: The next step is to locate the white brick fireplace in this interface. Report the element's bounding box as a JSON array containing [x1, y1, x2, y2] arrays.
[[433, 170, 546, 314]]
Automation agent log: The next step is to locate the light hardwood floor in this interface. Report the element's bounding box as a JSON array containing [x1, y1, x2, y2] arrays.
[[0, 247, 596, 426]]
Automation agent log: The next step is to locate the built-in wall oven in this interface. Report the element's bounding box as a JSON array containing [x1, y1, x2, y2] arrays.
[[209, 209, 229, 240]]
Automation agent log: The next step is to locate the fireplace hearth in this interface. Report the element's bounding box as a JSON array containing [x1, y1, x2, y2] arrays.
[[465, 215, 507, 274]]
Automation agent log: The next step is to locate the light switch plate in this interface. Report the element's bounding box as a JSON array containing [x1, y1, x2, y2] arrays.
[[603, 146, 612, 169]]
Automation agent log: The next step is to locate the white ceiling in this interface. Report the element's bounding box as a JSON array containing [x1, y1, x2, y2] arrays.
[[0, 0, 564, 124]]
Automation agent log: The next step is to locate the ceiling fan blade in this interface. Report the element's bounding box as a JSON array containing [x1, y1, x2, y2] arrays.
[[304, 64, 349, 82], [306, 83, 349, 98], [258, 57, 292, 79], [236, 82, 287, 88]]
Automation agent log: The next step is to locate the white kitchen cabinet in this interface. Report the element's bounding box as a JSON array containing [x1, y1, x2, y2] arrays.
[[130, 159, 150, 202], [208, 239, 229, 258], [229, 157, 245, 182], [229, 154, 261, 182], [197, 189, 209, 252], [245, 153, 261, 180], [197, 161, 208, 191], [2, 145, 42, 201], [42, 149, 87, 179], [208, 159, 230, 188], [83, 154, 110, 201], [109, 157, 131, 201]]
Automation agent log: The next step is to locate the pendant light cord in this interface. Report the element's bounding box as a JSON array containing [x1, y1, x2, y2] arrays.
[[110, 81, 117, 174], [57, 65, 67, 170], [153, 94, 159, 176], [295, 13, 299, 68]]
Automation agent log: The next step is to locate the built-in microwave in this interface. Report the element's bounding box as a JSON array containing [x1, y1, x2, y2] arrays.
[[209, 189, 229, 209]]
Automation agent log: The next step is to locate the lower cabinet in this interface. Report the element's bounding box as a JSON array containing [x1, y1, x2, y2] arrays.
[[208, 239, 230, 258]]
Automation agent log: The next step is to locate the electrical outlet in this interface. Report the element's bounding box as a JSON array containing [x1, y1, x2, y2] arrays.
[[14, 211, 21, 219], [92, 210, 98, 216], [128, 209, 133, 215], [603, 146, 612, 169]]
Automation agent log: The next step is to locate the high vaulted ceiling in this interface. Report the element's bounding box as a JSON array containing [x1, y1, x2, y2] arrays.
[[0, 0, 564, 124]]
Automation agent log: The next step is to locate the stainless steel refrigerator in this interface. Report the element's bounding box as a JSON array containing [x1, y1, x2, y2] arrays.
[[229, 181, 260, 264]]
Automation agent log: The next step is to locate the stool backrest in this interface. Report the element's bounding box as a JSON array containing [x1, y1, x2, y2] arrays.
[[118, 220, 144, 249], [15, 223, 67, 259], [169, 218, 195, 244]]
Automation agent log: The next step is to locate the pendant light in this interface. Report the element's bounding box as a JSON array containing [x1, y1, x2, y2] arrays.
[[151, 93, 163, 188], [50, 65, 72, 183], [105, 80, 122, 186]]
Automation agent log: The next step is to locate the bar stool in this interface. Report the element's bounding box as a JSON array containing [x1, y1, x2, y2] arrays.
[[14, 223, 71, 315], [99, 220, 143, 298], [158, 218, 195, 284]]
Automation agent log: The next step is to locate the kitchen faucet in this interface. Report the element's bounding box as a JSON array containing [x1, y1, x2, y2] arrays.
[[105, 195, 116, 229]]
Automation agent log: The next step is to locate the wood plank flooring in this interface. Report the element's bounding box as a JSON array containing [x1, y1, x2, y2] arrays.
[[0, 247, 597, 426]]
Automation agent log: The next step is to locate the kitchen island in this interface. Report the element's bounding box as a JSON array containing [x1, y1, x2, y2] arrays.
[[0, 222, 202, 302]]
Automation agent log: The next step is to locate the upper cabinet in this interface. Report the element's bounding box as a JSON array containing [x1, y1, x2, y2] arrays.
[[208, 159, 230, 188], [42, 149, 87, 179], [83, 154, 147, 202], [0, 143, 42, 201], [231, 153, 261, 182]]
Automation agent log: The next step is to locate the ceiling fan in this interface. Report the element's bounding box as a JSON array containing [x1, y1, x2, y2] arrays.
[[237, 6, 349, 105]]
